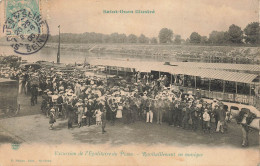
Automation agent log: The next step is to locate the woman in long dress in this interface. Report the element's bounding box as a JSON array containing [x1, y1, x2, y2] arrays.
[[116, 102, 123, 119]]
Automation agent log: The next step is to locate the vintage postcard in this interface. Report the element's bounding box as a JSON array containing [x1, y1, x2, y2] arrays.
[[0, 0, 259, 165]]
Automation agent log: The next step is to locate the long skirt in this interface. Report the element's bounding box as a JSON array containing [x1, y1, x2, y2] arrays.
[[116, 110, 122, 118]]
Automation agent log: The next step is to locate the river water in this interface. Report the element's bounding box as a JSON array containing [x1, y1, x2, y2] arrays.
[[0, 45, 177, 64]]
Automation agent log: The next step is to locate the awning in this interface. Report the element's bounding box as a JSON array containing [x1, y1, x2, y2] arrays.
[[89, 59, 258, 84], [89, 59, 163, 72], [166, 66, 258, 84], [169, 62, 260, 72]]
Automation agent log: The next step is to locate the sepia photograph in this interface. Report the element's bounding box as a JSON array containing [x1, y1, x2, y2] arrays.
[[0, 0, 259, 165]]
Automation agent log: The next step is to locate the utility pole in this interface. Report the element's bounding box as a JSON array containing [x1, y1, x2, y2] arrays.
[[57, 25, 61, 64]]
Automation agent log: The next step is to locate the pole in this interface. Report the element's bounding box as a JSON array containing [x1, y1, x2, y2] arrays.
[[249, 84, 251, 96], [105, 66, 107, 79], [57, 25, 61, 64], [147, 72, 149, 84], [223, 81, 225, 93], [183, 75, 185, 86], [209, 79, 211, 92], [235, 82, 237, 94], [170, 74, 173, 85], [194, 76, 196, 89], [84, 57, 86, 67]]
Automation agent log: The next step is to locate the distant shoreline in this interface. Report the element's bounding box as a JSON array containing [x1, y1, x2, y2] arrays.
[[0, 42, 259, 65]]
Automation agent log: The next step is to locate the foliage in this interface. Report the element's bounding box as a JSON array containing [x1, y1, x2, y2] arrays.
[[158, 28, 173, 43], [227, 24, 243, 44], [200, 36, 208, 44], [174, 35, 182, 44], [127, 34, 138, 43], [208, 31, 226, 44], [190, 32, 201, 44], [46, 22, 259, 46], [244, 22, 260, 44], [150, 37, 158, 44], [138, 34, 149, 43]]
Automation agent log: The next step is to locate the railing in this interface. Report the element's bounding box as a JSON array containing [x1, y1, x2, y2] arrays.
[[175, 85, 258, 107]]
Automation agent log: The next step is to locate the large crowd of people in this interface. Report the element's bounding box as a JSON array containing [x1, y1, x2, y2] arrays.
[[14, 66, 231, 136], [2, 63, 259, 147]]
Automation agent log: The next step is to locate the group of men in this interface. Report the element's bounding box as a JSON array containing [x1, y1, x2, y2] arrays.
[[14, 67, 232, 136]]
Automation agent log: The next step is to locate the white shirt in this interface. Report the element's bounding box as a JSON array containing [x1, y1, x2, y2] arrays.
[[203, 112, 210, 121]]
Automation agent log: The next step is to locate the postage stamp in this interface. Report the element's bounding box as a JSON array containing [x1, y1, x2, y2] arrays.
[[3, 0, 49, 55]]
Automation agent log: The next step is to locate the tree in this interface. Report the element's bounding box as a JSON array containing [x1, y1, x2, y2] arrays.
[[150, 37, 158, 44], [244, 22, 260, 44], [189, 32, 201, 44], [208, 31, 227, 44], [174, 35, 181, 44], [102, 34, 111, 43], [227, 24, 243, 43], [138, 34, 149, 43], [118, 33, 127, 43], [158, 28, 173, 43], [185, 38, 190, 44], [110, 33, 119, 43], [200, 36, 208, 44], [127, 34, 138, 43]]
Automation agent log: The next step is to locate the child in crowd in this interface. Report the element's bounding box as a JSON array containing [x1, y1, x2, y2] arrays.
[[49, 108, 56, 130], [94, 109, 102, 125], [203, 109, 211, 133]]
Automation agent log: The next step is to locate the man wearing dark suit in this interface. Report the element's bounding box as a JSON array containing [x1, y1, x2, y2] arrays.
[[67, 102, 75, 129], [86, 100, 95, 126]]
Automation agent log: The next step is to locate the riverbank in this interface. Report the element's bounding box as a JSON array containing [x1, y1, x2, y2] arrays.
[[0, 42, 259, 64], [44, 43, 260, 64]]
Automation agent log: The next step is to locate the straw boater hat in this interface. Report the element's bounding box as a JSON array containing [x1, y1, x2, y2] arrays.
[[78, 103, 83, 107]]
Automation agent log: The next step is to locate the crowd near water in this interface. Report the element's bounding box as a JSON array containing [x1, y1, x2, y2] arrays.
[[9, 66, 231, 135]]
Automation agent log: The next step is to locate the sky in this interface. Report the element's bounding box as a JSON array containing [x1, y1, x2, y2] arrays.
[[0, 0, 259, 39]]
